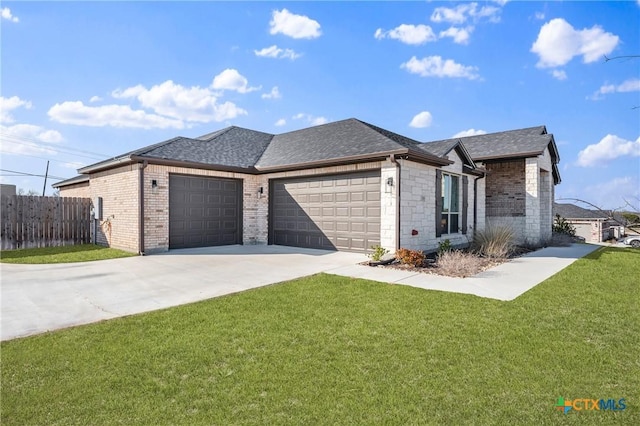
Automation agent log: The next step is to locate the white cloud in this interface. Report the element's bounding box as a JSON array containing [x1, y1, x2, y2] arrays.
[[254, 45, 301, 60], [269, 9, 321, 39], [576, 134, 640, 167], [551, 69, 567, 80], [211, 69, 260, 94], [439, 26, 473, 45], [262, 86, 282, 100], [531, 18, 619, 68], [401, 56, 480, 80], [590, 78, 640, 99], [582, 176, 640, 210], [48, 101, 186, 129], [0, 124, 63, 155], [292, 113, 327, 126], [409, 111, 433, 128], [431, 2, 501, 24], [275, 118, 286, 126], [374, 24, 436, 45], [452, 128, 487, 138], [431, 4, 472, 24], [0, 96, 32, 123], [535, 12, 545, 20], [1, 7, 19, 23], [113, 80, 247, 122], [89, 96, 102, 103]]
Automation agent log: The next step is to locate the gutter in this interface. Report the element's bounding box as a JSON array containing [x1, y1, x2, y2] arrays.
[[390, 155, 401, 251], [473, 173, 486, 233], [139, 161, 148, 255]]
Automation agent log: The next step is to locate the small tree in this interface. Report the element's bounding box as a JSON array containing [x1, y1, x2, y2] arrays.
[[553, 214, 576, 237]]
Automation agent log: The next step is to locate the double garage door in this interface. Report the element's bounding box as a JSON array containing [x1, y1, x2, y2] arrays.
[[168, 171, 381, 252], [270, 171, 381, 252]]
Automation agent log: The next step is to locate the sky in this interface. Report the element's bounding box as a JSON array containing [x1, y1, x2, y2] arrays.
[[1, 1, 639, 210]]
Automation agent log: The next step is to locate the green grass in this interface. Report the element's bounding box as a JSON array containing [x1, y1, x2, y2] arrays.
[[0, 244, 136, 264], [1, 247, 638, 424]]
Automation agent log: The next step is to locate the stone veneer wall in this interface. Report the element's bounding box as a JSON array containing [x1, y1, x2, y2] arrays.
[[398, 155, 478, 253]]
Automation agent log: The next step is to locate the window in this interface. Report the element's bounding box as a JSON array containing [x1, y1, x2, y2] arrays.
[[440, 173, 460, 234]]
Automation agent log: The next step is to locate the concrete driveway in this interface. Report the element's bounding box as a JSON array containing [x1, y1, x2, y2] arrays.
[[1, 245, 366, 341]]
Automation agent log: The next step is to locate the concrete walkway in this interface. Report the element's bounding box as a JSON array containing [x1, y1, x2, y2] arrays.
[[1, 243, 599, 341], [330, 243, 600, 301]]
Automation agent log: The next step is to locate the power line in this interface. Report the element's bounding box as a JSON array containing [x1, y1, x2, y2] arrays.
[[0, 151, 87, 167], [0, 133, 110, 158], [0, 169, 67, 180], [0, 138, 106, 161]]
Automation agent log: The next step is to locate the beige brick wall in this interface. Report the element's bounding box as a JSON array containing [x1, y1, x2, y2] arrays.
[[58, 182, 91, 198], [89, 165, 140, 252]]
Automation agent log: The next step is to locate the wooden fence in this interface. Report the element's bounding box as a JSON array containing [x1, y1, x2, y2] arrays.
[[1, 195, 92, 250]]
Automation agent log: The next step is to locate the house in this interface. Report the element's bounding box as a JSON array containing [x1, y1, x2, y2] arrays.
[[54, 118, 560, 254], [553, 202, 621, 242], [437, 126, 561, 244]]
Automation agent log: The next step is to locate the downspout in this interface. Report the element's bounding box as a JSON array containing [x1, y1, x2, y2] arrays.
[[473, 173, 485, 233], [139, 161, 148, 255], [390, 156, 401, 251]]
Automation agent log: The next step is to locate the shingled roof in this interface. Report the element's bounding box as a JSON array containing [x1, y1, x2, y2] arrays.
[[453, 126, 559, 163], [78, 118, 451, 174], [70, 118, 559, 186], [553, 203, 609, 220], [425, 125, 561, 183], [256, 118, 448, 169]]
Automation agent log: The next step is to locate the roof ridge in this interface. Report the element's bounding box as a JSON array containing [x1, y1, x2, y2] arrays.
[[133, 136, 190, 156], [354, 119, 423, 150]]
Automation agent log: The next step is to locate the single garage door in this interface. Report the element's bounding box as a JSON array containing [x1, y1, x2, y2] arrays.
[[270, 171, 381, 252], [169, 175, 242, 249]]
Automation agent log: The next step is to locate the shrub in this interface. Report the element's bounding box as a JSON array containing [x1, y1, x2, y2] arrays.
[[473, 226, 515, 259], [395, 248, 426, 267], [437, 239, 452, 255], [553, 214, 576, 236], [436, 250, 487, 278], [368, 244, 389, 262]]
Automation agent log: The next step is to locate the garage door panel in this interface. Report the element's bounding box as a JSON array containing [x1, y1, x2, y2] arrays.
[[169, 175, 241, 249], [270, 170, 380, 252], [367, 191, 381, 201]]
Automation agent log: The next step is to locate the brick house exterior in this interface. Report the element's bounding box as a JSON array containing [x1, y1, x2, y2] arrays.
[[453, 126, 560, 245], [54, 119, 559, 254]]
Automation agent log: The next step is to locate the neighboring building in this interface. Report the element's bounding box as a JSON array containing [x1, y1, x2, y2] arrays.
[[54, 118, 560, 254], [0, 184, 17, 197], [553, 202, 620, 243]]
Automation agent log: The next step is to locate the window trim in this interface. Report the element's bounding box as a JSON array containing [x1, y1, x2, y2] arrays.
[[440, 172, 461, 235]]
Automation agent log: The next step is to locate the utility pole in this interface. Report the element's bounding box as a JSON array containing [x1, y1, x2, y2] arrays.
[[42, 160, 49, 196]]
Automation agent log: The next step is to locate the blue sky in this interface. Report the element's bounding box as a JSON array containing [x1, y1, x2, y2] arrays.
[[1, 1, 639, 209]]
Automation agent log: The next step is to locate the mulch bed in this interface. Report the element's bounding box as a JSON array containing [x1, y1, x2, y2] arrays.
[[362, 247, 536, 278]]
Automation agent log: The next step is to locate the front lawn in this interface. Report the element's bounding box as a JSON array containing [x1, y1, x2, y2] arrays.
[[1, 247, 638, 424], [0, 244, 136, 264]]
